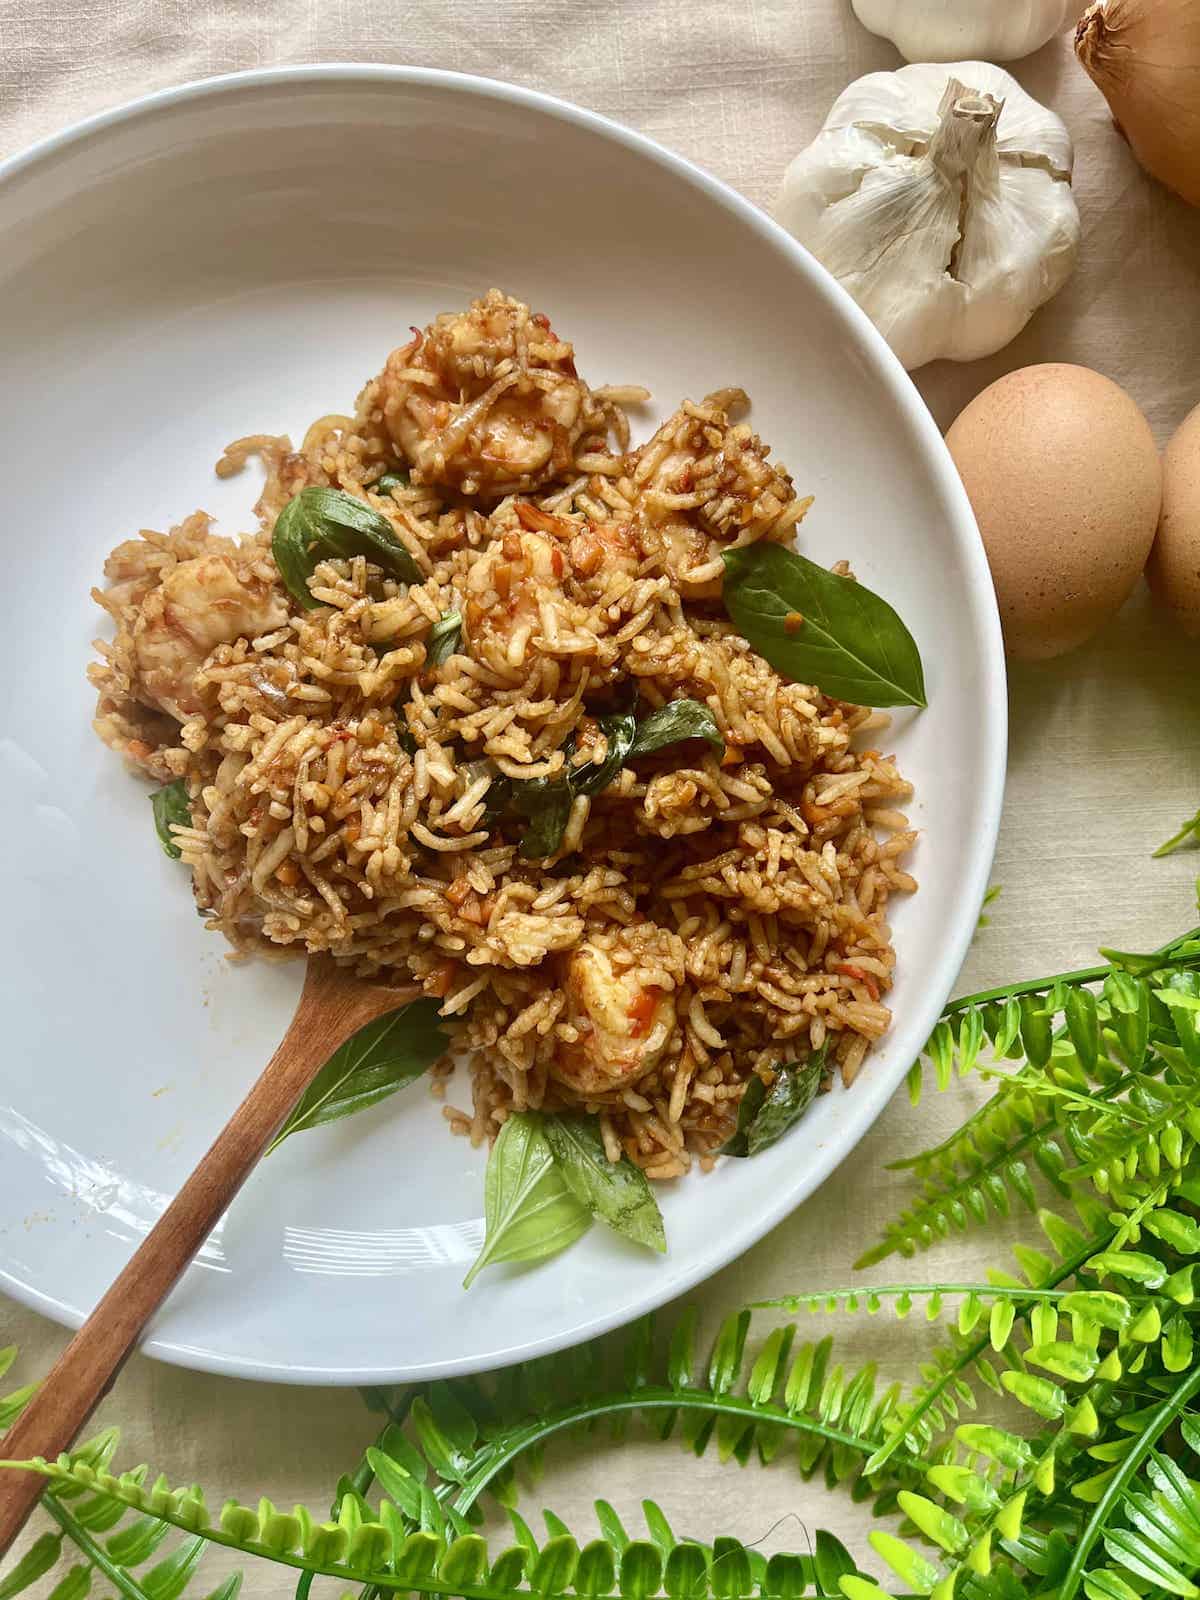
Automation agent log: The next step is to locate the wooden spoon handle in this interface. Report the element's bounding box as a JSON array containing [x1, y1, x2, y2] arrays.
[[0, 963, 417, 1555]]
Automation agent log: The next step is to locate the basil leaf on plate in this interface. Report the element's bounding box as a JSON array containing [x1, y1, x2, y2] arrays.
[[372, 469, 410, 496], [486, 771, 574, 861], [498, 700, 719, 861], [492, 709, 637, 861], [628, 698, 724, 761], [463, 1113, 592, 1287], [150, 779, 191, 860], [267, 998, 449, 1154], [272, 486, 421, 610], [721, 543, 926, 709], [721, 1047, 826, 1158], [570, 709, 638, 799], [426, 610, 462, 668], [543, 1114, 666, 1252]]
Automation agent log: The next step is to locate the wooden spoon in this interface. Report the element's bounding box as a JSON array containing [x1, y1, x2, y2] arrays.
[[0, 957, 420, 1555]]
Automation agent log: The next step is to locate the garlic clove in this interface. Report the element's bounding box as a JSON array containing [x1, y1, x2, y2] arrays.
[[799, 163, 963, 366], [949, 165, 1080, 362]]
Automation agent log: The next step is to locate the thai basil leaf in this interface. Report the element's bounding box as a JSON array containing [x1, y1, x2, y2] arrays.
[[543, 1114, 666, 1253], [150, 779, 190, 860], [721, 543, 926, 709], [720, 1075, 767, 1158], [501, 774, 575, 861], [628, 699, 724, 761], [463, 1113, 592, 1287], [267, 999, 449, 1153], [488, 710, 637, 861], [499, 700, 718, 860], [272, 486, 421, 610], [571, 710, 638, 798], [721, 1047, 826, 1158], [372, 470, 410, 496], [426, 611, 462, 668]]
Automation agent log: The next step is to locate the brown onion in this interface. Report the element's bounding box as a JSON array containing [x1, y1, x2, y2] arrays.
[[1076, 0, 1200, 207]]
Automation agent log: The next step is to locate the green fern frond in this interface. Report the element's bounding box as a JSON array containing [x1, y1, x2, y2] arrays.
[[754, 1284, 1139, 1325], [1, 1309, 920, 1600], [403, 1308, 926, 1511], [865, 930, 1200, 1268], [4, 1455, 873, 1600], [1058, 1365, 1200, 1600], [0, 1427, 232, 1600], [857, 1194, 1200, 1600], [902, 927, 1200, 1127]]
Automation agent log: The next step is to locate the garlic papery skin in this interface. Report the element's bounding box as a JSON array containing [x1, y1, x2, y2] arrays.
[[851, 0, 1076, 62], [774, 62, 1080, 371]]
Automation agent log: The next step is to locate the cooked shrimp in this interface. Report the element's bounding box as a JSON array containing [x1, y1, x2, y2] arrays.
[[464, 527, 563, 663], [554, 940, 677, 1096], [133, 554, 288, 719], [378, 290, 610, 497], [564, 519, 640, 580], [631, 390, 809, 595]]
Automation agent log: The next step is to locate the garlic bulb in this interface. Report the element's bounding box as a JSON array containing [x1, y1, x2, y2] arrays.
[[851, 0, 1076, 62], [774, 63, 1080, 370]]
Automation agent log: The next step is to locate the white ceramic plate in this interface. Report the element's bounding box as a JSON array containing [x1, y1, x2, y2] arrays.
[[0, 66, 1005, 1384]]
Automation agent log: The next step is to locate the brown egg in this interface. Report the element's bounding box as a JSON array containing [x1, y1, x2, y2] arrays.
[[1148, 402, 1200, 637], [946, 365, 1162, 661]]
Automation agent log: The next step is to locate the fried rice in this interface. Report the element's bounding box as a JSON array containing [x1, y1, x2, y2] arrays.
[[89, 289, 916, 1179]]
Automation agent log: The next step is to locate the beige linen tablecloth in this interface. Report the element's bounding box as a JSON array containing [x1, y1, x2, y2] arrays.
[[5, 2, 1200, 1589]]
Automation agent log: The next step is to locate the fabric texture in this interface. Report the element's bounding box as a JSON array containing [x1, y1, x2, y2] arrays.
[[5, 2, 1200, 1588]]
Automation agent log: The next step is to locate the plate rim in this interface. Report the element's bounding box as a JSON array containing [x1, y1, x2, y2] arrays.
[[0, 61, 1008, 1385]]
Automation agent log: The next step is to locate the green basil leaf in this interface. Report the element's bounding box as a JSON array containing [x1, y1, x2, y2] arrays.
[[721, 1048, 826, 1159], [511, 777, 575, 860], [426, 610, 462, 669], [267, 999, 449, 1153], [272, 486, 421, 610], [503, 711, 637, 860], [372, 470, 410, 497], [543, 1114, 666, 1253], [491, 698, 715, 861], [481, 776, 568, 859], [570, 711, 638, 799], [463, 1113, 592, 1287], [150, 779, 191, 860], [628, 699, 724, 761], [746, 1050, 826, 1156], [721, 543, 926, 708], [719, 1073, 767, 1158]]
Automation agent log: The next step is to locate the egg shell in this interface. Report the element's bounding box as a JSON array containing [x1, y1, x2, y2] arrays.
[[945, 364, 1161, 661], [1147, 401, 1200, 637]]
